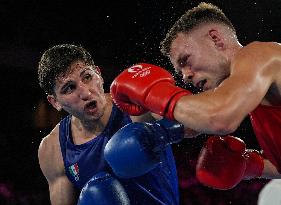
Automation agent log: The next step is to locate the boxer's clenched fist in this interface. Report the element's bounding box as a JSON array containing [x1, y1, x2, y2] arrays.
[[196, 135, 264, 190], [110, 63, 191, 119], [78, 172, 130, 205]]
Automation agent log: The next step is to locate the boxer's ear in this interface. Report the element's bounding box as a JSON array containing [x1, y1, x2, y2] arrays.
[[95, 65, 101, 75], [208, 29, 224, 49], [47, 95, 62, 111]]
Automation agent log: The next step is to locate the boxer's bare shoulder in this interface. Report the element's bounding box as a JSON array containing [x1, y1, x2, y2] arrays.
[[234, 41, 280, 66], [38, 123, 77, 204], [236, 41, 281, 68], [38, 123, 64, 181], [230, 41, 281, 101]]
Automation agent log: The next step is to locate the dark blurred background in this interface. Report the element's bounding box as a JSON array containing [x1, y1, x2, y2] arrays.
[[0, 0, 280, 204]]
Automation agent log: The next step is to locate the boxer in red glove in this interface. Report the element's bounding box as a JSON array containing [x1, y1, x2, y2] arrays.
[[196, 136, 264, 190], [111, 2, 281, 181]]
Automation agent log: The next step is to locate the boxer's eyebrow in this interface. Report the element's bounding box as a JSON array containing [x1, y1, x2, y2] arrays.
[[80, 67, 92, 77], [60, 80, 74, 92]]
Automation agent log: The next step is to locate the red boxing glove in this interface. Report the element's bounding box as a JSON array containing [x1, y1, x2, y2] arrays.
[[110, 63, 191, 119], [196, 136, 264, 190]]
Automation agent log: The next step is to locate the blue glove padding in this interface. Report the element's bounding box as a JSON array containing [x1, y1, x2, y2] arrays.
[[77, 172, 130, 205], [104, 119, 184, 178]]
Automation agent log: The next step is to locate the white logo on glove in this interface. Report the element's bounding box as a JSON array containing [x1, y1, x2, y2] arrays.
[[127, 64, 143, 73], [127, 64, 151, 78]]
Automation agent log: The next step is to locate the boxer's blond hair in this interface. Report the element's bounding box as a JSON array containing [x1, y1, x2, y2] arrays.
[[160, 2, 236, 56]]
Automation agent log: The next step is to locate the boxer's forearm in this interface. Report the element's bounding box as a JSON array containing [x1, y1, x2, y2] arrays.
[[262, 159, 281, 179]]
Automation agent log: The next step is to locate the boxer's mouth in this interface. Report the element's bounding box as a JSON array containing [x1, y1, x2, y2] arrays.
[[84, 100, 97, 111]]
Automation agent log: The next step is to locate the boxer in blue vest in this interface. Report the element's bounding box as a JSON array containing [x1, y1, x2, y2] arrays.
[[38, 44, 194, 205]]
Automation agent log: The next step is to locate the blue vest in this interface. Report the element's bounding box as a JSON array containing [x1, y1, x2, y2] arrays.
[[59, 105, 179, 205]]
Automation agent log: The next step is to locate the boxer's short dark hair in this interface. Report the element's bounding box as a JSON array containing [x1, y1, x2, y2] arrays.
[[38, 44, 96, 95]]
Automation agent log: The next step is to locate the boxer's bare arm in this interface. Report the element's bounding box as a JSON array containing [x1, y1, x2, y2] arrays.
[[130, 112, 157, 123], [263, 160, 281, 179], [131, 112, 201, 138], [38, 126, 77, 205], [174, 42, 281, 134]]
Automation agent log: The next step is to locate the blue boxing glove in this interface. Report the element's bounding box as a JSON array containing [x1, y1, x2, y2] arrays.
[[104, 119, 184, 178], [78, 172, 130, 205]]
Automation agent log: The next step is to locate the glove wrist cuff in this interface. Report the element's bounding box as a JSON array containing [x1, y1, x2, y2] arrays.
[[164, 90, 191, 120], [157, 119, 184, 143], [145, 82, 191, 118]]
